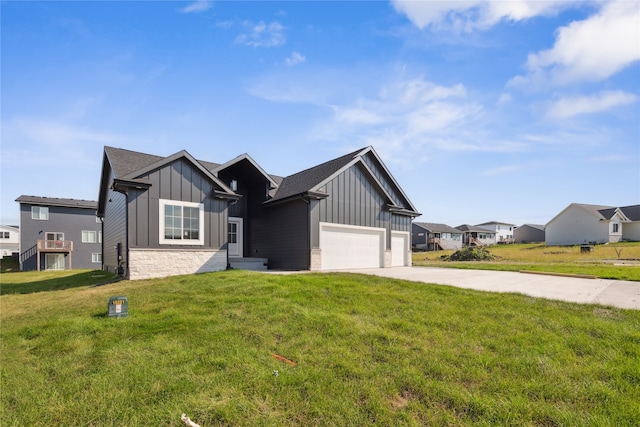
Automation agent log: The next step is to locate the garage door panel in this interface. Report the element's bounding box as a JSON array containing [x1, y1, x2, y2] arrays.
[[391, 232, 409, 267], [320, 223, 384, 270]]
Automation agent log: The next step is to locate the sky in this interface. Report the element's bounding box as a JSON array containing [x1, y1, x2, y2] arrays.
[[1, 0, 639, 227]]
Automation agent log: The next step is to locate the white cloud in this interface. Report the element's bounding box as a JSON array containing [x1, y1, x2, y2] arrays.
[[391, 0, 575, 32], [546, 90, 637, 119], [235, 21, 285, 47], [178, 1, 212, 14], [525, 0, 640, 84], [285, 51, 306, 66]]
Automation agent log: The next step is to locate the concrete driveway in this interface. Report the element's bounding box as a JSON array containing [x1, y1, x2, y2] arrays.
[[340, 266, 640, 310]]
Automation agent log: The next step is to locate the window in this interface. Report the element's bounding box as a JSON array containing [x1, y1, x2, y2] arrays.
[[613, 224, 619, 233], [230, 179, 238, 191], [92, 253, 102, 263], [159, 199, 204, 245], [32, 206, 49, 220], [82, 230, 97, 243], [99, 231, 102, 243], [0, 232, 9, 239]]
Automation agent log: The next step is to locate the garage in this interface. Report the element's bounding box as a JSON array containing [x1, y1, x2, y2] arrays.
[[391, 231, 410, 266], [320, 222, 385, 270]]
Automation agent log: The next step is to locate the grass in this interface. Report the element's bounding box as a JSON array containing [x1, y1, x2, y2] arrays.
[[413, 242, 640, 281], [2, 270, 639, 426], [0, 269, 119, 295]]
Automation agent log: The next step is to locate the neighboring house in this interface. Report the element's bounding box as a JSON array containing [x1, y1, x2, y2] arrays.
[[0, 225, 20, 257], [476, 221, 515, 244], [545, 203, 640, 246], [456, 224, 496, 246], [514, 224, 545, 243], [412, 222, 463, 251], [16, 196, 102, 271], [98, 146, 420, 280]]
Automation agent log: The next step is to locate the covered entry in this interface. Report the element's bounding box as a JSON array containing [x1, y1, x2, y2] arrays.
[[319, 222, 385, 270]]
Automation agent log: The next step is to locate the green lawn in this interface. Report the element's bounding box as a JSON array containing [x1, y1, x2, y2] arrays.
[[1, 270, 639, 426], [413, 242, 640, 281]]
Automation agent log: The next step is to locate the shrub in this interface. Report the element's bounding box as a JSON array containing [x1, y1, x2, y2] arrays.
[[445, 246, 497, 261]]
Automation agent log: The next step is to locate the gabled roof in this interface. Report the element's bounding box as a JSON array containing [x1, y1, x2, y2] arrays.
[[518, 224, 545, 231], [414, 222, 462, 234], [103, 146, 235, 192], [16, 195, 97, 210], [456, 224, 496, 234], [476, 220, 515, 226], [212, 153, 279, 189], [546, 203, 616, 226], [268, 148, 366, 203], [598, 204, 640, 222], [266, 146, 420, 216]]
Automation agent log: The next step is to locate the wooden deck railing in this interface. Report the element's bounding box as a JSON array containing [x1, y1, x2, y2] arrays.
[[37, 240, 73, 252]]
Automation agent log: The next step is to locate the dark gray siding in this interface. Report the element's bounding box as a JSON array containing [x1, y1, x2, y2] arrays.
[[514, 225, 545, 243], [102, 168, 127, 274], [360, 152, 410, 209], [19, 203, 101, 271], [127, 159, 227, 249], [250, 199, 309, 270], [312, 163, 400, 249], [412, 224, 428, 246]]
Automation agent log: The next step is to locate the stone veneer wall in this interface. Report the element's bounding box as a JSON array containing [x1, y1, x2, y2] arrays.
[[128, 249, 227, 280]]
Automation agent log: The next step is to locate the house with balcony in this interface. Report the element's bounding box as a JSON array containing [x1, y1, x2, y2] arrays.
[[412, 222, 463, 251], [16, 195, 102, 271]]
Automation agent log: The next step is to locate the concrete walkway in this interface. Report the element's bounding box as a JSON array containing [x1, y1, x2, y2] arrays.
[[339, 266, 640, 310]]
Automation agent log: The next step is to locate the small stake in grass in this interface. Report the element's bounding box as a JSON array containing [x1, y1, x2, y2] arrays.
[[272, 353, 297, 366], [181, 413, 201, 427]]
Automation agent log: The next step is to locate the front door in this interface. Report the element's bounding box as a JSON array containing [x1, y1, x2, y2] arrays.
[[228, 217, 243, 258]]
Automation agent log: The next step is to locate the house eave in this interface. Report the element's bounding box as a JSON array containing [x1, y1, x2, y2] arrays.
[[263, 191, 329, 207]]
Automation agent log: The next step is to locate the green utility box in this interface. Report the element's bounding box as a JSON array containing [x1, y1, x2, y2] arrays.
[[108, 296, 128, 318]]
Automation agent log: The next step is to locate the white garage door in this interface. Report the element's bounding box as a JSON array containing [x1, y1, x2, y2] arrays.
[[320, 223, 385, 270], [391, 231, 410, 267]]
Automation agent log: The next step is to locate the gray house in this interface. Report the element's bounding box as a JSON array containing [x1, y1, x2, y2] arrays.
[[16, 196, 102, 271], [412, 222, 463, 251], [98, 146, 420, 280], [514, 224, 545, 243]]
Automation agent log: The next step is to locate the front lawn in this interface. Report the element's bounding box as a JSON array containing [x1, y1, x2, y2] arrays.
[[2, 270, 639, 426]]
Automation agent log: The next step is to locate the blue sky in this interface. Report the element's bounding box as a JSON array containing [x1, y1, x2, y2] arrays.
[[2, 0, 639, 227]]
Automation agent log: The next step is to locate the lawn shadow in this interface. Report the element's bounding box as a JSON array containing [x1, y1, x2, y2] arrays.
[[0, 270, 120, 295]]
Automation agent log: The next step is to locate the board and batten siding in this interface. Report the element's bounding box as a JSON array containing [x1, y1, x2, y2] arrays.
[[126, 159, 227, 249], [311, 163, 411, 250], [102, 170, 127, 274]]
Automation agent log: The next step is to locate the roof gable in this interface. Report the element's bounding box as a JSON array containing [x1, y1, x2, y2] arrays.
[[267, 147, 419, 215], [546, 203, 616, 226], [212, 153, 279, 189]]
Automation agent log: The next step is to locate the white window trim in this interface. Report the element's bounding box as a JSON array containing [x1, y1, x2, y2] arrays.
[[82, 230, 97, 243], [92, 253, 102, 263], [32, 206, 49, 220], [159, 199, 205, 245]]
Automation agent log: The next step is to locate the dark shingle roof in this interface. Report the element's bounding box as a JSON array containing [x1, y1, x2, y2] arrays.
[[456, 224, 496, 233], [105, 146, 164, 178], [269, 148, 365, 202], [16, 195, 97, 209], [414, 222, 462, 234], [599, 204, 640, 221]]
